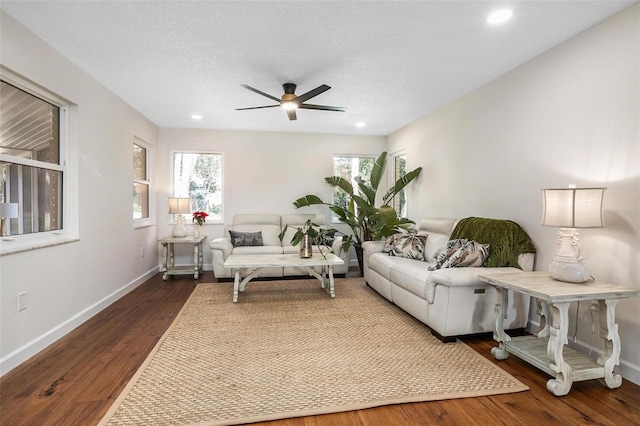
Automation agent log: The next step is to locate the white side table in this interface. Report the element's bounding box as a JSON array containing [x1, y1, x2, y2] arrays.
[[479, 271, 639, 396], [159, 235, 207, 280]]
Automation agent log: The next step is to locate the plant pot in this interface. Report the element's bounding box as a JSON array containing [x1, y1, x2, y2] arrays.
[[354, 243, 364, 276], [300, 234, 313, 258]]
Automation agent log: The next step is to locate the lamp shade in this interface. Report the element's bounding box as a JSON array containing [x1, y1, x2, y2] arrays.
[[0, 203, 18, 219], [168, 197, 191, 214], [542, 188, 605, 228]]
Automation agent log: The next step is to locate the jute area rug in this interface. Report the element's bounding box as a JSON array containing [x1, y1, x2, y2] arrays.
[[100, 278, 527, 425]]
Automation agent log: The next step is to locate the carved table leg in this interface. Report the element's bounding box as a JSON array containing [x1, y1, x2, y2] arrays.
[[491, 287, 510, 360], [161, 243, 169, 280], [533, 299, 550, 338], [239, 268, 260, 292], [193, 242, 200, 279], [546, 302, 573, 396], [598, 299, 622, 389]]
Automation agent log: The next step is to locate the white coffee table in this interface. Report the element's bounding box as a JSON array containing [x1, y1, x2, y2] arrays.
[[223, 253, 344, 302]]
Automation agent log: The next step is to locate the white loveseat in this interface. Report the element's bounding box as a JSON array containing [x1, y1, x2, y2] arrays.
[[210, 213, 350, 279], [363, 217, 535, 342]]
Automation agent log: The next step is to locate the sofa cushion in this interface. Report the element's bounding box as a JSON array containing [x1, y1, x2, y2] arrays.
[[382, 233, 428, 260], [232, 245, 283, 255], [368, 252, 397, 280], [229, 230, 263, 247], [388, 260, 435, 302]]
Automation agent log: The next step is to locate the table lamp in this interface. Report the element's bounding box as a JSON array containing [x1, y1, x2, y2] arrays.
[[168, 197, 191, 237], [541, 186, 605, 283]]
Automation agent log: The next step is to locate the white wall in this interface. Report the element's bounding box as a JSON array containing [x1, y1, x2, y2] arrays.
[[0, 11, 160, 374], [389, 5, 640, 384], [157, 128, 386, 267]]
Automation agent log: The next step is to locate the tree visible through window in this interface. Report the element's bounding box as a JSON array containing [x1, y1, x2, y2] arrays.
[[172, 152, 222, 221], [332, 155, 375, 211], [392, 153, 408, 217], [133, 141, 149, 221]]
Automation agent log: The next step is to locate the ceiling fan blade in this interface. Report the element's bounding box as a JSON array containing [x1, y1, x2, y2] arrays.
[[240, 84, 281, 102], [235, 105, 279, 111], [286, 109, 297, 121], [294, 84, 331, 104], [298, 103, 346, 112]]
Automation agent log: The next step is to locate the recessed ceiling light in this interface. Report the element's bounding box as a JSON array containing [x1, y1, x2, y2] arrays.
[[191, 114, 202, 120], [487, 9, 513, 25], [355, 122, 366, 128]]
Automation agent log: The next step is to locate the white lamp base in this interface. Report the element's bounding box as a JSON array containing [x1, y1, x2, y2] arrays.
[[548, 228, 591, 283], [172, 214, 187, 237]]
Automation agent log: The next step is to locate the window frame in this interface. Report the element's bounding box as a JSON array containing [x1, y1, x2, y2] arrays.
[[133, 137, 153, 229], [0, 66, 78, 256], [390, 150, 409, 218], [170, 150, 224, 225], [331, 154, 376, 223]]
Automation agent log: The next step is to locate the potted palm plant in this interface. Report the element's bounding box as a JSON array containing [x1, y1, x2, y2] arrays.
[[292, 151, 422, 273]]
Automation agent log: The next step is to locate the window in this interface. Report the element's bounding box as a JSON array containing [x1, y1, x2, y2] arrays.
[[0, 79, 64, 237], [391, 153, 408, 217], [172, 152, 223, 222], [133, 139, 150, 225], [332, 155, 375, 211]]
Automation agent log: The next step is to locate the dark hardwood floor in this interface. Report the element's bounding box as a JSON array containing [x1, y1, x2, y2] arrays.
[[2, 270, 639, 425]]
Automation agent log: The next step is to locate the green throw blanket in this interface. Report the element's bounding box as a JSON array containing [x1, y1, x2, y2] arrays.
[[449, 217, 536, 269]]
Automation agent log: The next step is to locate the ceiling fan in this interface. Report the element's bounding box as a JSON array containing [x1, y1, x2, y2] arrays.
[[235, 83, 346, 121]]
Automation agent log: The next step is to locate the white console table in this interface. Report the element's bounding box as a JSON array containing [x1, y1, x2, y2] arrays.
[[479, 271, 639, 396], [159, 235, 207, 280]]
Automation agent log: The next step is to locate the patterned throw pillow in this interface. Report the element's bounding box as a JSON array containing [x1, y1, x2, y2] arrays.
[[382, 233, 428, 260], [229, 230, 264, 247], [428, 238, 489, 270]]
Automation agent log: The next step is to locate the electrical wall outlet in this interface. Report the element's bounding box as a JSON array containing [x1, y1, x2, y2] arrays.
[[18, 291, 28, 311], [140, 247, 145, 258]]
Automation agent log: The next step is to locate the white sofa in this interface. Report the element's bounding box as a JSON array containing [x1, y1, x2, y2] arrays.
[[210, 213, 350, 279], [362, 217, 535, 342]]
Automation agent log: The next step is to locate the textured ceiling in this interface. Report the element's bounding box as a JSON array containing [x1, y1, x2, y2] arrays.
[[1, 1, 635, 136]]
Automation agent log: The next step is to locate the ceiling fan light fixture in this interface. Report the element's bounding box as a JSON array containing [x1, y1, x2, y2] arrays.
[[281, 100, 298, 110]]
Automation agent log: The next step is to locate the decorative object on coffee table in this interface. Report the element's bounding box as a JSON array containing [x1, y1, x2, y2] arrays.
[[278, 218, 338, 259], [541, 186, 605, 283], [168, 197, 191, 237]]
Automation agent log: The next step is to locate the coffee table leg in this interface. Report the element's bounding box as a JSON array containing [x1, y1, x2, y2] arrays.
[[233, 269, 240, 303], [328, 266, 335, 298]]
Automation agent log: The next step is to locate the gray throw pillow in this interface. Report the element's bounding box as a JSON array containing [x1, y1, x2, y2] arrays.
[[229, 230, 264, 247]]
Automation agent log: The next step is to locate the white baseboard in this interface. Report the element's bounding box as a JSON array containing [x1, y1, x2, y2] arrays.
[[0, 266, 159, 377], [527, 319, 640, 386]]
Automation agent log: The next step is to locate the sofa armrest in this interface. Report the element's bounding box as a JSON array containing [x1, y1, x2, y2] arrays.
[[362, 240, 385, 256], [210, 237, 233, 259], [428, 267, 523, 288]]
